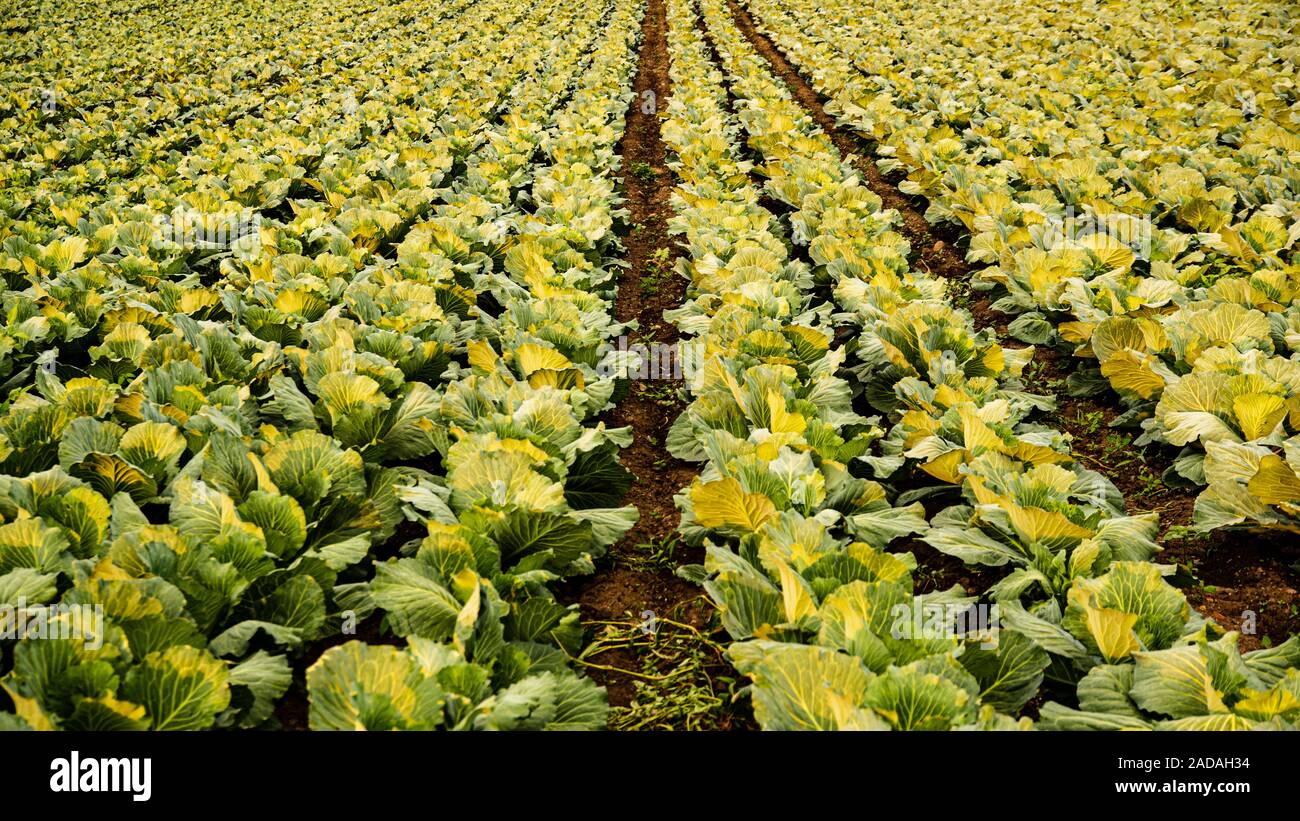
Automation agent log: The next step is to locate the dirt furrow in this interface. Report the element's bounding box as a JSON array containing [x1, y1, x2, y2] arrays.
[[556, 0, 752, 728]]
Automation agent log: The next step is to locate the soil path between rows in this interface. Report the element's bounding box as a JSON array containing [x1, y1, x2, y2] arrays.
[[556, 0, 751, 728], [724, 0, 1300, 648]]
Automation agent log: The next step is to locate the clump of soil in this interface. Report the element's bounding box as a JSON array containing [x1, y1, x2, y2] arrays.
[[1164, 531, 1300, 652]]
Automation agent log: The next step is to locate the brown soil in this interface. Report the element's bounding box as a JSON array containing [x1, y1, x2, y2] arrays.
[[555, 0, 751, 727], [967, 293, 1009, 335], [905, 537, 1000, 598], [1163, 532, 1300, 652], [725, 0, 1300, 648]]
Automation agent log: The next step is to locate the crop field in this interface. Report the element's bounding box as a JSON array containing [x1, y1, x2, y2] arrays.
[[1, 0, 1298, 734]]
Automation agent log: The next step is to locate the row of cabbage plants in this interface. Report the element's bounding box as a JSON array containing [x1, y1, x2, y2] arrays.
[[662, 0, 1029, 730], [304, 0, 651, 731]]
